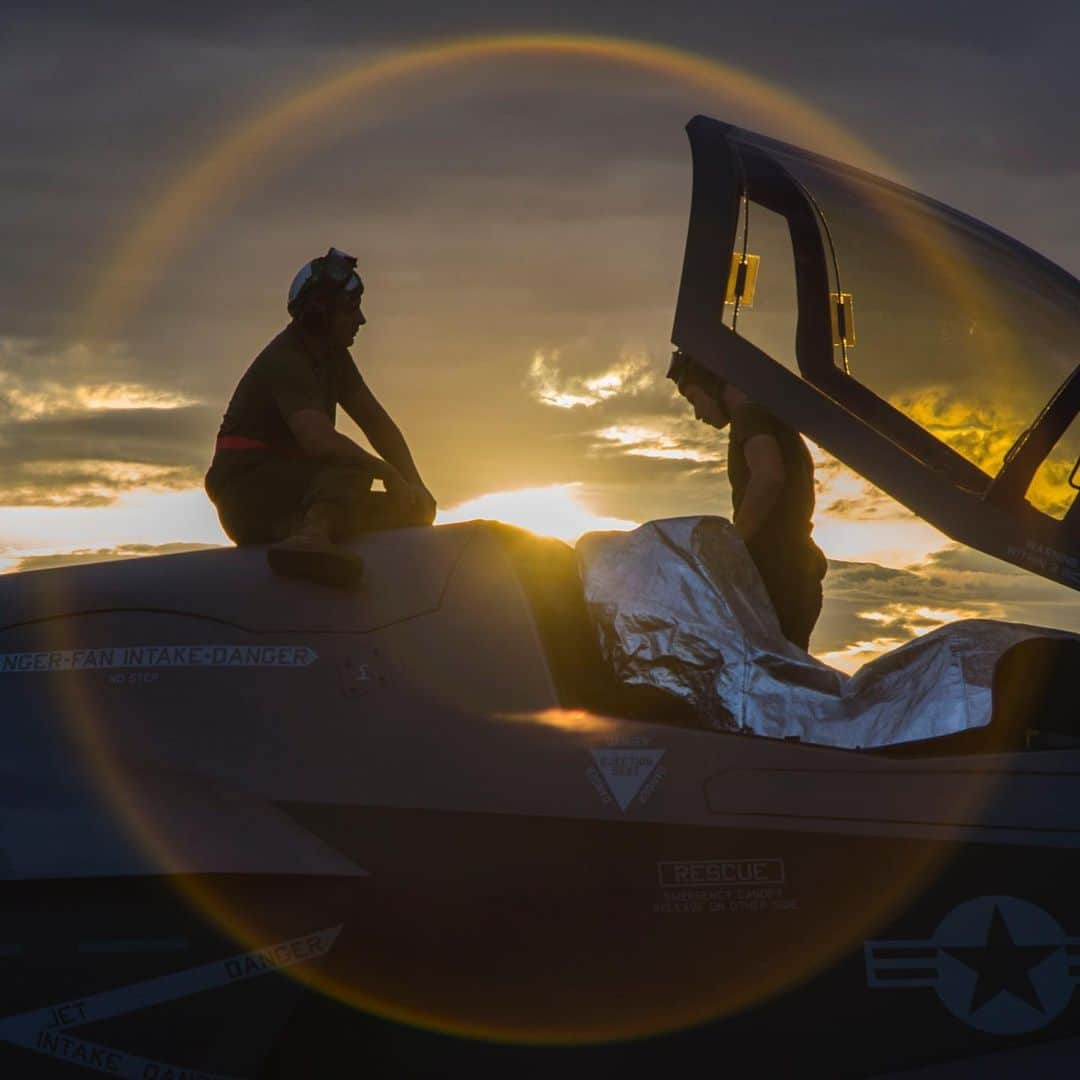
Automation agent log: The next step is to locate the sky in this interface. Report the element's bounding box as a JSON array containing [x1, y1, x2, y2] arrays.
[[2, 1, 1078, 670]]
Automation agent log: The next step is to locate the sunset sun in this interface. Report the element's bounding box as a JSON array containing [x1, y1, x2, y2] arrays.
[[436, 484, 637, 544]]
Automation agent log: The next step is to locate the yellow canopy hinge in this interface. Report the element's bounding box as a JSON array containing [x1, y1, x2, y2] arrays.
[[724, 252, 760, 309]]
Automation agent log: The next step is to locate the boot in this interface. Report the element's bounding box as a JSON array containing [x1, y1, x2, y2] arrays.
[[267, 502, 365, 589]]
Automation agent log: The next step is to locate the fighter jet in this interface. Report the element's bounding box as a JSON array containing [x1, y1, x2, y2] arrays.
[[0, 117, 1077, 1078]]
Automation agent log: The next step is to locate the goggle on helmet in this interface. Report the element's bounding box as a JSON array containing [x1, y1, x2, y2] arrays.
[[287, 247, 364, 317]]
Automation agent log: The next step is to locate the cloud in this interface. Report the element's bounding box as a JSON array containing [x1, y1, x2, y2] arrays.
[[812, 545, 1080, 670], [888, 386, 1076, 518], [590, 419, 723, 463], [0, 402, 217, 507], [805, 441, 953, 567], [1, 404, 215, 462], [0, 340, 217, 508], [527, 349, 656, 409], [0, 370, 195, 422], [853, 599, 998, 635], [4, 542, 221, 574], [814, 560, 1007, 674], [0, 362, 217, 505], [891, 386, 1023, 476], [917, 545, 1080, 614], [0, 462, 200, 508], [1025, 453, 1079, 520], [0, 337, 162, 388], [815, 451, 903, 520], [815, 637, 909, 675], [523, 344, 732, 468]]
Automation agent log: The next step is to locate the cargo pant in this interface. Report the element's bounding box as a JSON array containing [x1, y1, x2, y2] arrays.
[[748, 538, 828, 651], [204, 456, 426, 545]]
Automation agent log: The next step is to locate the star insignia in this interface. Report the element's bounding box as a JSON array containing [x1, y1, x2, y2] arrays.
[[942, 904, 1060, 1015]]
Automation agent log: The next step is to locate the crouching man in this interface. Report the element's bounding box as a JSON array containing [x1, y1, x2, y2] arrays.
[[668, 350, 827, 650], [205, 247, 435, 588]]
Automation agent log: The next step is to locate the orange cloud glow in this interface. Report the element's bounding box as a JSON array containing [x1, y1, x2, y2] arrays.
[[591, 423, 722, 462], [887, 386, 1078, 519], [0, 378, 195, 421], [527, 350, 655, 409]]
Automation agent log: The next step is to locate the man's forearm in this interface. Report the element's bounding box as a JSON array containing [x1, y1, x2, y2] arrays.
[[734, 479, 783, 542], [318, 431, 396, 478], [365, 422, 424, 487]]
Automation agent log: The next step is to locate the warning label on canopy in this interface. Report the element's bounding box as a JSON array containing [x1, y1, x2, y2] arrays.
[[0, 644, 318, 674]]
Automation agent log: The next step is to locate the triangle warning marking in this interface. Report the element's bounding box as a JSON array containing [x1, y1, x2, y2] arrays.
[[591, 748, 665, 811]]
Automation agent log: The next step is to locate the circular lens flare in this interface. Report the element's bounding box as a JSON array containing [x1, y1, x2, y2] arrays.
[[62, 31, 1005, 1047]]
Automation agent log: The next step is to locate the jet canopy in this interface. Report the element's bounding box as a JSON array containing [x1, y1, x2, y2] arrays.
[[672, 116, 1080, 590]]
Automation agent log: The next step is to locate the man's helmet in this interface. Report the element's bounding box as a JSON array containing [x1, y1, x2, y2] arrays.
[[287, 247, 364, 317], [667, 349, 726, 399], [666, 349, 693, 392]]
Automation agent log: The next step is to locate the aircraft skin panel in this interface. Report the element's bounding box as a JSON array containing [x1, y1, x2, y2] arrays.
[[0, 521, 482, 635], [672, 115, 1080, 591]]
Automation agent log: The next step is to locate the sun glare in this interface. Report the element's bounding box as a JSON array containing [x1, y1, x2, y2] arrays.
[[435, 484, 638, 544]]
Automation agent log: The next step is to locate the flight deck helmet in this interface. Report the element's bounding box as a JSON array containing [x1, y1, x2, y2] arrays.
[[667, 349, 726, 399], [287, 247, 364, 319]]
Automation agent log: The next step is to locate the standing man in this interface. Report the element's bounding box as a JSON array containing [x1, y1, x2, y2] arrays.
[[667, 350, 827, 650], [205, 247, 435, 588]]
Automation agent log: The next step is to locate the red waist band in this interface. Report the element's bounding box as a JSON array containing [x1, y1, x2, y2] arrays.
[[215, 435, 303, 457]]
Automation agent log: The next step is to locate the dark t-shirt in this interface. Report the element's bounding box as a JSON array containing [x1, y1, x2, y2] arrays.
[[208, 322, 366, 484], [727, 403, 822, 576]]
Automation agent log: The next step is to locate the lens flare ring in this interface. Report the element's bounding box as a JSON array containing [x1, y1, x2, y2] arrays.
[[68, 31, 1001, 1045]]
